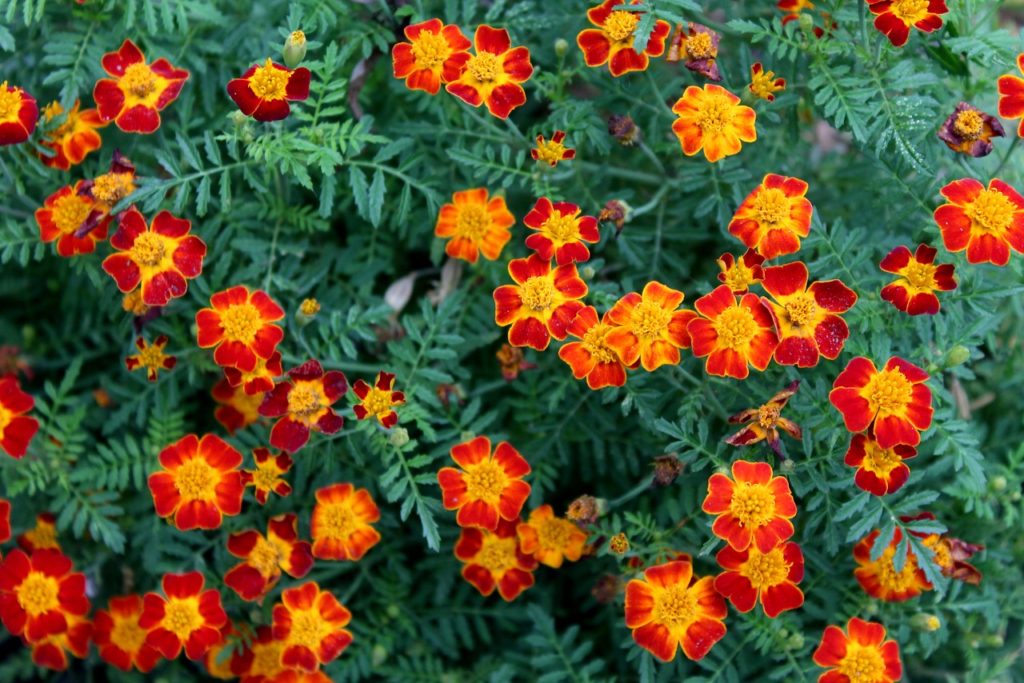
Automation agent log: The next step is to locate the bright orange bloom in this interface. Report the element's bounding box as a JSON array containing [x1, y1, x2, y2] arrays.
[[434, 188, 514, 264], [225, 513, 314, 601], [933, 178, 1024, 266], [259, 360, 348, 453], [532, 130, 575, 167], [728, 174, 813, 259], [93, 39, 189, 133], [813, 617, 903, 683], [493, 254, 587, 351], [391, 19, 471, 95], [455, 517, 537, 601], [212, 378, 265, 435], [998, 54, 1024, 137], [352, 372, 405, 428], [829, 356, 933, 448], [0, 81, 37, 145], [624, 559, 727, 662], [577, 0, 671, 77], [311, 483, 381, 561], [702, 460, 797, 553], [93, 594, 161, 673], [139, 571, 227, 660], [749, 63, 786, 102], [879, 244, 956, 315], [227, 58, 310, 122], [844, 433, 916, 496], [195, 286, 286, 372], [558, 306, 628, 389], [223, 350, 283, 396], [29, 613, 90, 671], [147, 433, 246, 531], [853, 527, 932, 602], [725, 380, 802, 455], [125, 335, 176, 381], [0, 374, 40, 459], [867, 0, 947, 48], [760, 261, 856, 367], [516, 505, 588, 568], [244, 447, 293, 505], [717, 248, 765, 294], [604, 281, 695, 372], [688, 285, 778, 379], [671, 84, 756, 163], [17, 513, 59, 552], [715, 541, 804, 618], [446, 25, 533, 119], [438, 435, 531, 530], [271, 582, 353, 672], [523, 197, 600, 265], [35, 182, 110, 258], [0, 549, 90, 642], [38, 100, 107, 170]]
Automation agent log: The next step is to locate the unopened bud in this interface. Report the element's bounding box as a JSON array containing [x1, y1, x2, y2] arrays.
[[296, 297, 320, 326], [581, 265, 596, 280], [984, 634, 1004, 647], [786, 632, 805, 650], [911, 613, 941, 632], [371, 643, 388, 666], [554, 38, 569, 57], [780, 459, 795, 474], [389, 427, 410, 448], [798, 12, 815, 32], [283, 30, 307, 68], [990, 475, 1007, 492], [945, 345, 970, 367], [608, 533, 629, 555]]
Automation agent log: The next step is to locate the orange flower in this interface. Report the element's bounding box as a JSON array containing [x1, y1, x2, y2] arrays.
[[139, 571, 227, 660], [271, 582, 353, 672], [125, 335, 176, 381], [624, 559, 727, 662], [759, 261, 856, 367], [225, 513, 314, 601], [576, 0, 671, 77], [147, 434, 246, 531], [93, 594, 161, 673], [244, 447, 293, 505], [38, 100, 107, 170], [0, 81, 37, 145], [0, 374, 40, 459], [258, 360, 348, 453], [212, 378, 265, 435], [844, 434, 916, 496], [531, 130, 575, 167], [391, 19, 471, 95], [933, 178, 1024, 266], [516, 505, 588, 568], [93, 39, 189, 133], [714, 541, 804, 618], [434, 188, 514, 264], [558, 305, 628, 389], [867, 0, 947, 48], [227, 59, 311, 122], [688, 285, 778, 379], [725, 380, 802, 455], [0, 549, 90, 642], [523, 197, 600, 265], [728, 174, 813, 259], [28, 614, 91, 671], [493, 254, 587, 351], [813, 617, 903, 683], [222, 350, 283, 396], [749, 62, 786, 102], [604, 281, 695, 371], [445, 25, 533, 119], [853, 527, 932, 602], [997, 54, 1024, 137], [34, 182, 110, 258], [879, 244, 956, 315], [671, 84, 756, 163], [829, 356, 933, 448], [17, 513, 59, 552], [438, 435, 531, 530], [195, 286, 286, 372], [310, 483, 381, 561], [701, 460, 797, 553], [716, 248, 765, 294], [455, 517, 537, 601], [352, 372, 405, 428]]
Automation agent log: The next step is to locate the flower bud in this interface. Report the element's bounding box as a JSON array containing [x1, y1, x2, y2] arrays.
[[984, 634, 1004, 647], [581, 265, 596, 280], [388, 427, 410, 448], [554, 38, 569, 57], [786, 631, 805, 651], [371, 644, 388, 666], [798, 12, 815, 32], [283, 30, 307, 68], [779, 459, 795, 474], [296, 297, 320, 326], [945, 345, 971, 367], [608, 533, 629, 555], [990, 475, 1007, 492], [911, 613, 941, 632]]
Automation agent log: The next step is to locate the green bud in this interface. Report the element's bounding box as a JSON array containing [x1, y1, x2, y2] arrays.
[[780, 459, 795, 474], [984, 634, 1004, 648], [798, 12, 815, 32], [787, 632, 805, 650], [371, 643, 388, 666], [389, 427, 410, 448], [283, 30, 307, 68], [911, 613, 941, 632], [581, 265, 596, 280], [554, 38, 569, 57], [945, 345, 971, 367], [386, 604, 401, 619], [990, 475, 1008, 492]]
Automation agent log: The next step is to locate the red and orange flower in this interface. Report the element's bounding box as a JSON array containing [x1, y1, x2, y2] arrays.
[[212, 378, 265, 435], [223, 350, 283, 396], [437, 435, 531, 530], [0, 549, 89, 642], [493, 255, 587, 351], [717, 249, 765, 294], [244, 447, 293, 505], [624, 559, 727, 662], [258, 360, 347, 453], [702, 460, 797, 553], [844, 433, 916, 496], [531, 130, 575, 167], [879, 244, 956, 315], [93, 39, 189, 133], [391, 19, 471, 95], [29, 614, 91, 672], [725, 381, 802, 455], [714, 541, 804, 618], [867, 0, 948, 48], [446, 26, 533, 119], [523, 197, 600, 265], [688, 285, 778, 380], [516, 505, 588, 568], [0, 375, 39, 459], [829, 356, 933, 448], [577, 0, 671, 77], [38, 100, 107, 170], [455, 517, 537, 601], [310, 483, 381, 561], [227, 59, 311, 121], [93, 594, 161, 673], [0, 499, 9, 547], [933, 178, 1024, 266], [125, 335, 176, 381], [605, 281, 695, 372], [813, 617, 903, 683], [81, 152, 137, 231], [853, 527, 932, 602], [140, 571, 227, 660], [0, 81, 37, 145], [749, 63, 786, 102], [35, 182, 110, 258], [728, 174, 813, 259], [195, 286, 286, 372], [271, 582, 353, 672], [352, 372, 405, 428], [558, 306, 628, 389], [225, 513, 314, 601], [17, 513, 59, 553], [434, 188, 514, 264], [997, 54, 1024, 137], [671, 84, 756, 163]]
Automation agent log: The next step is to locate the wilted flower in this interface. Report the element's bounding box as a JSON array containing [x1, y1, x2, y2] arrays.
[[937, 102, 1004, 157], [652, 454, 684, 486], [607, 114, 640, 145], [725, 381, 801, 455]]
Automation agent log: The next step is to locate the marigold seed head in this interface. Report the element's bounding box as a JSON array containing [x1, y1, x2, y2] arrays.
[[284, 30, 308, 68], [652, 454, 684, 487], [607, 114, 641, 146], [566, 495, 605, 525], [608, 532, 629, 555]]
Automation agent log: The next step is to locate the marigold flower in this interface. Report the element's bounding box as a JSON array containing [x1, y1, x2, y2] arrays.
[[310, 483, 381, 561], [854, 527, 932, 602], [271, 581, 353, 671], [714, 541, 804, 618], [531, 130, 575, 167], [559, 305, 628, 389], [608, 532, 630, 555], [438, 435, 531, 530], [728, 174, 813, 259], [937, 102, 1004, 157], [516, 505, 588, 568], [812, 617, 903, 683], [223, 350, 283, 396], [523, 197, 600, 265], [29, 614, 90, 671], [624, 559, 727, 662], [225, 514, 314, 601], [259, 359, 347, 453], [434, 188, 514, 264], [671, 84, 756, 163], [493, 254, 587, 352], [829, 356, 934, 448], [0, 498, 9, 546], [997, 54, 1024, 137], [125, 335, 176, 381], [352, 372, 405, 428], [93, 39, 189, 133], [749, 62, 786, 102], [604, 281, 695, 372], [702, 460, 797, 553], [844, 433, 916, 496], [672, 22, 721, 81], [147, 433, 246, 531], [34, 182, 109, 258], [0, 81, 37, 145], [227, 58, 311, 122], [234, 626, 284, 680], [244, 447, 293, 505], [725, 381, 802, 454], [391, 19, 471, 95], [38, 100, 107, 170], [0, 549, 89, 643], [82, 151, 137, 223], [911, 516, 984, 585], [299, 297, 320, 317], [139, 571, 227, 660], [652, 454, 684, 486], [777, 0, 815, 12], [496, 343, 534, 380], [879, 244, 956, 315], [195, 285, 286, 372], [566, 494, 604, 525], [577, 0, 671, 77], [688, 285, 778, 379], [212, 378, 264, 435], [204, 623, 248, 680], [455, 517, 537, 601], [17, 513, 59, 552], [867, 0, 948, 48], [93, 594, 161, 673], [717, 249, 765, 294], [445, 25, 533, 119], [933, 178, 1024, 266], [0, 374, 39, 459]]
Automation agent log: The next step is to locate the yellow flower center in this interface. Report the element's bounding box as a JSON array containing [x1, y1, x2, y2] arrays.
[[534, 139, 567, 165], [131, 232, 167, 267], [289, 30, 306, 47], [536, 517, 571, 549], [604, 11, 639, 43], [750, 69, 780, 100], [175, 458, 218, 501], [250, 59, 290, 100], [475, 535, 519, 574], [863, 368, 913, 417], [783, 292, 817, 327], [248, 535, 285, 576], [686, 32, 714, 59], [92, 172, 136, 207], [630, 301, 672, 341], [24, 522, 59, 550], [411, 30, 451, 70], [111, 616, 148, 652], [722, 264, 755, 292], [924, 536, 952, 569], [758, 404, 780, 429], [220, 303, 263, 343], [249, 640, 286, 676], [287, 381, 325, 418], [873, 550, 921, 594], [319, 502, 360, 539], [43, 100, 64, 122], [15, 573, 60, 616], [860, 441, 903, 476], [740, 546, 790, 589], [520, 276, 557, 312], [121, 63, 158, 98], [466, 52, 501, 83], [51, 193, 92, 234], [287, 609, 332, 649], [360, 387, 394, 418], [695, 93, 734, 134], [300, 298, 320, 316], [455, 205, 491, 240], [581, 323, 619, 364], [135, 343, 168, 373], [838, 643, 887, 683], [729, 482, 776, 528], [463, 461, 509, 503], [123, 290, 149, 315], [162, 599, 202, 639], [652, 585, 697, 626], [889, 0, 931, 23], [953, 110, 984, 140], [251, 463, 283, 492], [965, 189, 1015, 234], [714, 306, 758, 350], [902, 260, 936, 290], [752, 188, 790, 229], [0, 82, 22, 121], [541, 213, 580, 244]]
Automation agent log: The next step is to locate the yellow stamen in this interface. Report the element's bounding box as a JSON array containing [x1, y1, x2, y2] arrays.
[[838, 643, 887, 683], [466, 52, 501, 82], [860, 441, 903, 476], [175, 458, 218, 501], [92, 172, 136, 208], [287, 381, 325, 418], [287, 608, 332, 649], [411, 30, 451, 70], [111, 615, 147, 652], [249, 59, 290, 101], [541, 213, 580, 244], [219, 303, 263, 343], [740, 546, 790, 589], [652, 585, 697, 626], [758, 404, 780, 429], [0, 81, 24, 121], [953, 110, 984, 140], [685, 32, 715, 60], [580, 323, 619, 364], [604, 11, 640, 43], [474, 535, 519, 573], [901, 260, 936, 290], [15, 573, 60, 616], [360, 387, 395, 418], [752, 188, 790, 228], [695, 93, 734, 133], [130, 232, 167, 267], [455, 205, 491, 240], [862, 369, 912, 417], [965, 189, 1015, 234], [161, 598, 202, 639], [50, 194, 92, 234], [783, 293, 817, 327], [120, 63, 158, 98], [534, 139, 568, 165], [714, 306, 757, 349], [729, 483, 776, 528], [520, 276, 557, 312], [630, 301, 671, 341], [463, 461, 509, 503], [889, 0, 931, 24], [318, 502, 360, 539]]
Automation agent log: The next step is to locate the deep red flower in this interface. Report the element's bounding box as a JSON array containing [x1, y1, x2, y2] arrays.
[[93, 39, 189, 133], [258, 360, 347, 453], [0, 375, 39, 459], [139, 571, 227, 660], [227, 59, 311, 121]]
